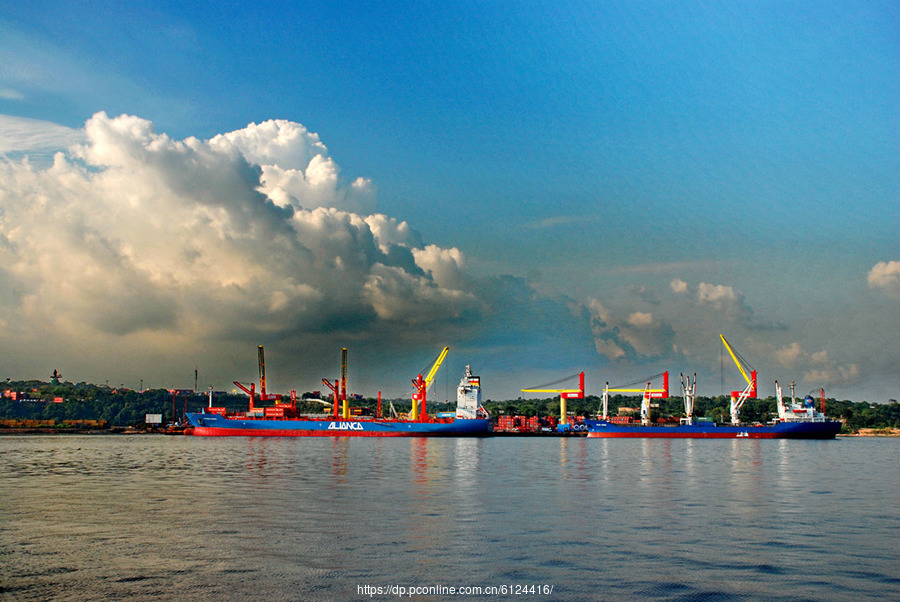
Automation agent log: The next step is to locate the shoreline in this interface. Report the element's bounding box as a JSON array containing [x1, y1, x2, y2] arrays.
[[0, 427, 161, 436], [838, 427, 900, 437], [2, 427, 899, 437]]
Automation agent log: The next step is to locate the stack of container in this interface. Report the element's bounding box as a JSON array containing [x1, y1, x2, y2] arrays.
[[496, 415, 532, 432], [496, 415, 560, 433], [609, 416, 633, 424]]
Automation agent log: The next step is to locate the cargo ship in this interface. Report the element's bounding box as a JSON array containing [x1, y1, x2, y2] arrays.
[[186, 346, 492, 437], [585, 416, 842, 439], [585, 336, 842, 439]]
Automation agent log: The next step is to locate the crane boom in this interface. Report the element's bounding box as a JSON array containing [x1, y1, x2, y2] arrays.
[[720, 334, 757, 424], [258, 345, 267, 396], [522, 372, 584, 428], [720, 334, 751, 385], [424, 346, 450, 388], [605, 372, 669, 399], [410, 346, 449, 421], [521, 388, 577, 393], [521, 372, 584, 395], [341, 347, 349, 420]]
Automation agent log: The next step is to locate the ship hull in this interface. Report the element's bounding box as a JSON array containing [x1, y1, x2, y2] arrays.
[[186, 413, 492, 437], [585, 419, 841, 439]]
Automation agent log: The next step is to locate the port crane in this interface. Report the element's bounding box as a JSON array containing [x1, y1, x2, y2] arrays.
[[411, 346, 449, 421], [720, 334, 757, 425], [522, 372, 584, 430], [600, 372, 669, 425]]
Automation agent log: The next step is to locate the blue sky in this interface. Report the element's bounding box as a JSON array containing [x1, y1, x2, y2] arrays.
[[1, 1, 898, 403]]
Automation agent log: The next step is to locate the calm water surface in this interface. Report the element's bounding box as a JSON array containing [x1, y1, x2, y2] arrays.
[[1, 435, 898, 601]]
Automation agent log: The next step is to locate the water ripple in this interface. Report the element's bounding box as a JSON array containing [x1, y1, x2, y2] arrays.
[[2, 435, 898, 600]]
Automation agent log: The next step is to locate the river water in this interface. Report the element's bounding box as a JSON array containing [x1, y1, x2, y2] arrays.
[[1, 435, 898, 601]]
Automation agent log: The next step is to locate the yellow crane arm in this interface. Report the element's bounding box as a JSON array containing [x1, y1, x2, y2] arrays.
[[720, 334, 751, 385], [522, 371, 585, 394], [423, 346, 449, 388], [606, 387, 666, 393]]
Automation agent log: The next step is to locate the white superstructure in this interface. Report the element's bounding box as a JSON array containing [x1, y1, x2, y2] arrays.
[[456, 365, 486, 419], [775, 381, 830, 423]]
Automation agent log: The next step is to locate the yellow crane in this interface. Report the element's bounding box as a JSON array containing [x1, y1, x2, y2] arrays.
[[720, 334, 757, 425], [522, 372, 584, 429], [411, 346, 450, 421]]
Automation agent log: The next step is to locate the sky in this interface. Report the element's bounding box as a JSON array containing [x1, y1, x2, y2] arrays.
[[1, 1, 898, 404]]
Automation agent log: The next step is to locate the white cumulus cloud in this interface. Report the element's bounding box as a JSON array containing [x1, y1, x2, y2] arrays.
[[776, 342, 804, 368], [803, 364, 861, 387], [587, 299, 674, 360], [209, 119, 375, 214], [772, 342, 860, 388], [868, 260, 900, 297], [696, 282, 737, 308], [670, 278, 688, 294], [628, 312, 654, 327], [0, 113, 480, 381]]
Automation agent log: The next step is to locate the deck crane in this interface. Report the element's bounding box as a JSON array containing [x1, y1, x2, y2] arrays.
[[522, 372, 584, 431], [411, 346, 449, 421], [720, 334, 757, 425], [599, 372, 669, 425], [816, 387, 826, 415], [774, 380, 794, 420], [256, 345, 280, 404], [341, 347, 348, 419], [321, 378, 340, 418], [322, 348, 349, 419], [232, 345, 295, 415], [232, 380, 258, 412], [680, 373, 697, 425]]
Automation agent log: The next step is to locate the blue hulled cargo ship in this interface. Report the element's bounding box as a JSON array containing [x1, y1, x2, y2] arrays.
[[186, 347, 491, 437], [585, 417, 842, 439], [186, 411, 492, 437], [586, 336, 842, 440]]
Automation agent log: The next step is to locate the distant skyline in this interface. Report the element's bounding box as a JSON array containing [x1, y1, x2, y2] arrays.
[[1, 1, 898, 402]]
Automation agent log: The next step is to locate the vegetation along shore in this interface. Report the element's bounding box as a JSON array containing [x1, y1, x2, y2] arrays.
[[2, 378, 898, 435]]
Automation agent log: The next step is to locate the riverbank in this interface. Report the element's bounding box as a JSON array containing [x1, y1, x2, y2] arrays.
[[0, 427, 172, 435], [839, 427, 900, 437], [0, 428, 114, 435], [3, 427, 900, 436]]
